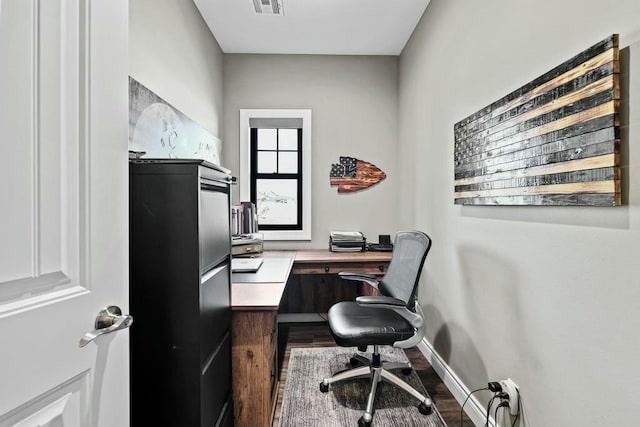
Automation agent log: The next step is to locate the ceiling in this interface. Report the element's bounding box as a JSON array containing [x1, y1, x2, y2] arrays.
[[193, 0, 430, 55]]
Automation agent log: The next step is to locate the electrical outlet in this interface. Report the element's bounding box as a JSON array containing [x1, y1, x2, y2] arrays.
[[499, 378, 519, 416]]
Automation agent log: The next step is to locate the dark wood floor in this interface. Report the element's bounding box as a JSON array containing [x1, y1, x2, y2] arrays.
[[272, 323, 474, 427]]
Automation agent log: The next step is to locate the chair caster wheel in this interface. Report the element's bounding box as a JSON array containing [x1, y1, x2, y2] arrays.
[[418, 402, 433, 415], [350, 357, 361, 367], [357, 416, 372, 427], [319, 382, 329, 393], [401, 367, 412, 375]]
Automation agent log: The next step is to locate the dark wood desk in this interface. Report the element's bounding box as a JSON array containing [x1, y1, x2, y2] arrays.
[[292, 249, 392, 273], [231, 250, 392, 427]]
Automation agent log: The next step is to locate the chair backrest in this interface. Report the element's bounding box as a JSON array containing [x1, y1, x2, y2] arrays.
[[378, 231, 432, 310]]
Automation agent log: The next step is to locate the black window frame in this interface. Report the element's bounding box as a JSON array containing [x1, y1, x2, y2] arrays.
[[250, 127, 303, 231]]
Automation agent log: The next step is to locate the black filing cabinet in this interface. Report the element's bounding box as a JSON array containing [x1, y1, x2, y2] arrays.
[[129, 159, 233, 427]]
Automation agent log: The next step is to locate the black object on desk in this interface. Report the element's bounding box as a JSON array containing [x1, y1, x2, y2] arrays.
[[367, 243, 393, 251], [367, 234, 393, 252]]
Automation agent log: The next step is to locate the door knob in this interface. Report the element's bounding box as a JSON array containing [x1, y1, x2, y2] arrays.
[[78, 305, 133, 348]]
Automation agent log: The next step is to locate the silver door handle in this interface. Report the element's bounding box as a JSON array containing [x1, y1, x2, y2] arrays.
[[78, 305, 133, 348]]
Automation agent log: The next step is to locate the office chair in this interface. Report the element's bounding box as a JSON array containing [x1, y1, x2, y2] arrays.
[[319, 231, 433, 427]]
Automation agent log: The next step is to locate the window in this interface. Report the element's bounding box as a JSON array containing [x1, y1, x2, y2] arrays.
[[251, 127, 302, 229], [240, 109, 311, 240]]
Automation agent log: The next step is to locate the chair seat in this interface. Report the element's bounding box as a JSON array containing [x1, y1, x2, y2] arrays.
[[328, 301, 415, 347]]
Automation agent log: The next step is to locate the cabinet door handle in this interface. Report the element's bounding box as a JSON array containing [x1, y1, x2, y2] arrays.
[[324, 266, 330, 273]]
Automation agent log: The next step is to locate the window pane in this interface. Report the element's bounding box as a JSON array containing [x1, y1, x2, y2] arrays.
[[257, 151, 277, 173], [278, 152, 298, 173], [278, 129, 298, 151], [256, 179, 298, 225], [257, 128, 277, 150]]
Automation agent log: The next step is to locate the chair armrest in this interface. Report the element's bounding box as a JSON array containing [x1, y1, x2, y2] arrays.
[[356, 296, 405, 307], [356, 296, 424, 329], [338, 272, 380, 289]]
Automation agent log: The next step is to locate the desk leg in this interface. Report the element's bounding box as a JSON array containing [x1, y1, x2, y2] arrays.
[[232, 310, 278, 427]]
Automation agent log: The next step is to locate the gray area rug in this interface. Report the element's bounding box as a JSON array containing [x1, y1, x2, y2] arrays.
[[279, 346, 447, 427]]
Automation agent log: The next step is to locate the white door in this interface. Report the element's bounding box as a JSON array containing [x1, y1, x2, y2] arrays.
[[0, 1, 129, 426]]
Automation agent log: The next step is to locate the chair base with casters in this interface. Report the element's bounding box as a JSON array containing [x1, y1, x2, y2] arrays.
[[319, 344, 432, 427], [319, 231, 434, 427]]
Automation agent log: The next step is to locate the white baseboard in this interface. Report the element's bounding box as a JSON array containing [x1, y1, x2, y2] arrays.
[[417, 338, 496, 427]]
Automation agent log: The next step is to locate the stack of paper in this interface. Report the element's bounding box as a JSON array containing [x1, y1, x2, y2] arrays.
[[329, 231, 366, 252]]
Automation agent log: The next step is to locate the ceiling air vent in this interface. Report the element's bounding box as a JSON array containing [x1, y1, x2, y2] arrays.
[[252, 0, 283, 15]]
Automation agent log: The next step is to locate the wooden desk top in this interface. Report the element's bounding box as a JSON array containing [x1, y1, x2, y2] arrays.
[[231, 250, 391, 311], [231, 252, 295, 311]]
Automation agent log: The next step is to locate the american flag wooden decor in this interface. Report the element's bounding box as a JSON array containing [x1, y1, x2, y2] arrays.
[[454, 35, 620, 206], [330, 156, 386, 193]]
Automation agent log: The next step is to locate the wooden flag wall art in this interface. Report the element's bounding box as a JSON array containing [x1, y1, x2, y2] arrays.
[[454, 35, 620, 206], [330, 156, 386, 193]]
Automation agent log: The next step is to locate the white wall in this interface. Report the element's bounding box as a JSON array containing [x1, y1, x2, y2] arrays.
[[224, 54, 399, 249], [129, 0, 224, 137], [399, 0, 640, 425]]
